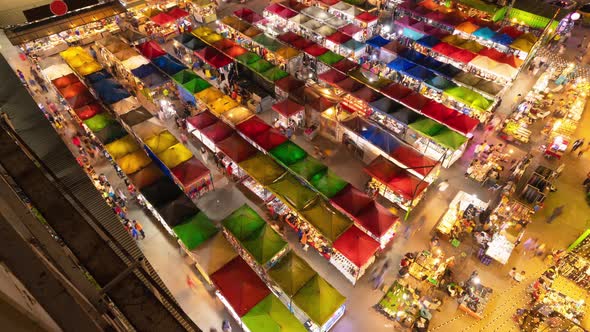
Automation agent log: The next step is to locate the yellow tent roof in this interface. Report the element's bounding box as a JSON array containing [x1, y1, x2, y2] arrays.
[[202, 33, 223, 44], [208, 96, 239, 116], [221, 106, 254, 125], [455, 21, 480, 34], [117, 150, 152, 175], [194, 87, 224, 104], [510, 38, 534, 53], [157, 143, 194, 169], [275, 46, 300, 60], [60, 47, 87, 61], [76, 61, 103, 76], [145, 130, 179, 154], [192, 26, 214, 38], [132, 118, 166, 141], [106, 135, 140, 159], [441, 34, 467, 47]]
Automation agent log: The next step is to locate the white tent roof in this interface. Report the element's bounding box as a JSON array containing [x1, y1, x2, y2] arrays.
[[302, 6, 334, 22], [330, 1, 351, 11], [43, 64, 74, 81], [132, 117, 166, 140], [316, 25, 337, 37], [122, 55, 151, 70], [290, 13, 310, 24], [111, 96, 141, 116], [302, 19, 323, 31], [326, 16, 348, 29], [468, 55, 498, 71]]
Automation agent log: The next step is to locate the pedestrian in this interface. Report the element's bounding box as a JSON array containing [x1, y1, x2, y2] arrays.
[[124, 221, 132, 234], [522, 237, 537, 255], [186, 274, 195, 289], [578, 143, 590, 157], [133, 220, 145, 239], [514, 271, 526, 282], [72, 135, 81, 147], [130, 225, 139, 240], [372, 261, 389, 290], [546, 205, 564, 223], [300, 229, 309, 251], [403, 222, 412, 239], [571, 138, 584, 152], [221, 319, 231, 332], [16, 69, 26, 83], [508, 267, 517, 279], [555, 163, 565, 178], [583, 172, 590, 186], [535, 243, 547, 257], [437, 179, 449, 192], [226, 162, 234, 179], [117, 188, 127, 203]]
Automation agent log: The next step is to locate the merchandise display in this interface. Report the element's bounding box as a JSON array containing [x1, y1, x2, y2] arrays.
[[436, 191, 488, 242]]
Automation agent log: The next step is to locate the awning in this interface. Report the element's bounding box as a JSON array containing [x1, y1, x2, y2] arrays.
[[268, 252, 317, 297], [268, 174, 318, 210], [455, 21, 480, 34], [248, 59, 274, 73], [473, 27, 497, 40], [210, 257, 270, 317], [173, 212, 218, 250], [355, 11, 378, 23], [239, 153, 286, 185], [333, 226, 379, 267], [217, 134, 258, 163], [189, 232, 237, 275], [291, 276, 346, 326], [171, 157, 210, 189], [351, 86, 381, 103], [272, 99, 304, 118], [236, 52, 262, 65], [241, 225, 287, 265]]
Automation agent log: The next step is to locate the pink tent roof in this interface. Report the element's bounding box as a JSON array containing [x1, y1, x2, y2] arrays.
[[355, 201, 398, 237], [333, 226, 379, 267], [380, 83, 413, 101], [277, 7, 298, 19], [236, 116, 271, 138], [291, 38, 316, 50], [196, 47, 233, 68], [318, 69, 347, 85], [167, 7, 190, 19], [365, 156, 429, 200], [138, 41, 167, 59], [265, 3, 286, 15], [500, 26, 524, 39], [252, 129, 288, 151], [200, 121, 234, 143], [330, 184, 372, 217], [272, 99, 304, 117], [478, 47, 504, 62], [356, 12, 378, 23], [187, 111, 218, 130], [150, 13, 176, 26], [234, 8, 263, 23], [339, 24, 363, 37], [326, 31, 352, 45], [320, 0, 340, 5], [303, 43, 329, 56]]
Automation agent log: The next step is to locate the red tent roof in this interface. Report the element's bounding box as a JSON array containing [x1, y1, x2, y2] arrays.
[[420, 100, 456, 123], [356, 12, 378, 23], [187, 111, 218, 130], [351, 86, 381, 103], [331, 58, 358, 73], [150, 13, 176, 26], [278, 31, 301, 43], [330, 184, 372, 217], [196, 47, 233, 68], [380, 83, 413, 101], [478, 47, 504, 62], [275, 76, 305, 93], [444, 113, 479, 135], [291, 38, 316, 50], [326, 31, 352, 45], [303, 43, 329, 56], [389, 145, 437, 177], [167, 7, 190, 19], [400, 93, 429, 111], [213, 39, 237, 51], [252, 129, 288, 151], [500, 26, 524, 39], [75, 104, 103, 120], [66, 90, 95, 109], [432, 42, 461, 57], [60, 81, 89, 99], [200, 121, 234, 143], [339, 24, 363, 37], [320, 0, 340, 5], [234, 8, 263, 23], [364, 156, 428, 200], [52, 73, 79, 89], [497, 54, 519, 68], [265, 3, 286, 14], [449, 49, 476, 63], [236, 116, 271, 138], [225, 45, 248, 58], [210, 257, 270, 317], [355, 201, 398, 237], [277, 7, 297, 19], [138, 41, 167, 59], [318, 69, 347, 85], [216, 133, 258, 163], [171, 157, 210, 188], [334, 78, 363, 94], [333, 226, 380, 267], [272, 99, 304, 118], [234, 8, 254, 17]]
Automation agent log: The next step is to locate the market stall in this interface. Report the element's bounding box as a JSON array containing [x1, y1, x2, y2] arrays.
[[377, 280, 431, 329], [458, 274, 493, 319], [407, 250, 452, 286], [436, 191, 488, 245], [188, 0, 217, 23]]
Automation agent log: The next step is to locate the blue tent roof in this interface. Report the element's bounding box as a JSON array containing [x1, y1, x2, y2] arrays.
[[387, 57, 415, 71], [491, 33, 514, 46], [431, 64, 462, 79], [152, 55, 187, 75], [402, 27, 425, 41], [342, 39, 366, 52], [399, 49, 426, 64], [424, 76, 456, 91], [366, 35, 390, 48], [473, 27, 497, 40], [92, 78, 124, 96], [104, 88, 131, 105], [85, 69, 112, 83], [359, 124, 400, 154], [131, 64, 157, 78], [419, 56, 444, 70], [416, 35, 440, 48], [406, 66, 435, 81]]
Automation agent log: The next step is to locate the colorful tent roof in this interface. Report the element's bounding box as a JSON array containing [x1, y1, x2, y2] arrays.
[[431, 128, 469, 150], [217, 133, 258, 163], [133, 118, 166, 140], [355, 11, 378, 23], [210, 257, 271, 317], [248, 59, 275, 73], [303, 43, 329, 57], [138, 41, 167, 59], [326, 31, 352, 45], [194, 87, 224, 104], [241, 225, 287, 265], [157, 143, 194, 169], [191, 232, 238, 275], [270, 141, 307, 166], [66, 90, 95, 109], [268, 174, 318, 210], [309, 169, 348, 198], [268, 252, 316, 297], [117, 150, 152, 175], [252, 34, 284, 52], [171, 157, 210, 189], [333, 226, 380, 267], [127, 163, 163, 189], [275, 46, 300, 60], [145, 130, 179, 153], [156, 195, 200, 228], [167, 7, 190, 19], [172, 69, 199, 84], [272, 99, 304, 118], [389, 145, 438, 177], [105, 135, 140, 159], [221, 106, 254, 125], [261, 67, 289, 82], [330, 184, 372, 217], [173, 212, 218, 250], [252, 129, 288, 151], [236, 116, 271, 138], [354, 201, 398, 237], [366, 35, 390, 48], [242, 295, 308, 332], [239, 153, 286, 185], [222, 204, 266, 241], [331, 58, 358, 73], [455, 21, 480, 34], [234, 8, 263, 23], [84, 113, 113, 132], [364, 156, 428, 200], [289, 157, 327, 181], [152, 55, 187, 75], [236, 52, 262, 65], [300, 200, 352, 242], [275, 76, 305, 93], [200, 121, 234, 143], [74, 103, 103, 120], [318, 51, 345, 65], [292, 275, 346, 326], [196, 47, 233, 68]]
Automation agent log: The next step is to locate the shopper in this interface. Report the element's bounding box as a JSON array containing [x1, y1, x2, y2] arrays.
[[522, 237, 537, 255], [130, 225, 139, 240], [546, 205, 564, 224], [513, 271, 526, 283], [508, 267, 517, 279], [571, 138, 584, 152], [133, 220, 145, 240], [583, 172, 590, 186]]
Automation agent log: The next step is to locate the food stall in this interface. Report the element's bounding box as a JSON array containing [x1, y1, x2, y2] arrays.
[[272, 99, 305, 129], [408, 250, 452, 286], [188, 0, 217, 23], [436, 191, 488, 244], [377, 281, 430, 330], [458, 275, 493, 319]]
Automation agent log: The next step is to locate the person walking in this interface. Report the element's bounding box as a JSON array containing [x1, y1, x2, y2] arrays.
[[522, 237, 537, 255], [583, 172, 590, 186], [221, 319, 232, 332], [508, 267, 517, 279], [546, 205, 565, 224], [133, 220, 145, 240], [571, 138, 584, 152], [514, 271, 526, 283], [130, 225, 139, 240]]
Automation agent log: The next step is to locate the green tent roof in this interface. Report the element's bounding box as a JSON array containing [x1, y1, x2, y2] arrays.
[[236, 52, 262, 65], [309, 169, 348, 198], [317, 51, 344, 65], [182, 77, 212, 93], [173, 212, 218, 250], [299, 200, 352, 242], [172, 69, 199, 84], [242, 295, 308, 332], [349, 69, 393, 89], [248, 59, 274, 73], [252, 34, 284, 52], [270, 141, 308, 166], [239, 153, 286, 185], [268, 174, 318, 210], [431, 128, 469, 150], [84, 113, 114, 132], [408, 118, 445, 137], [457, 0, 500, 14], [292, 275, 346, 326], [268, 252, 317, 297], [242, 225, 287, 265], [443, 86, 493, 112], [289, 157, 327, 181], [261, 67, 289, 82], [222, 204, 266, 241]]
